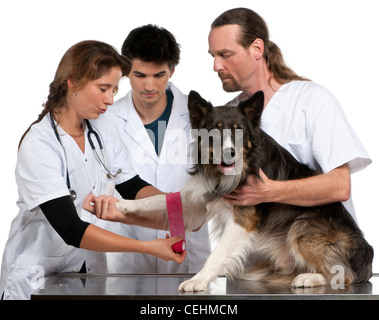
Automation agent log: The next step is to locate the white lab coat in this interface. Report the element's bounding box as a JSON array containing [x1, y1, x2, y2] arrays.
[[0, 114, 136, 300], [227, 81, 372, 221], [106, 83, 211, 273]]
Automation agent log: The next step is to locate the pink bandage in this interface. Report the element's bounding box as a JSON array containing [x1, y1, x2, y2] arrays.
[[166, 192, 186, 253]]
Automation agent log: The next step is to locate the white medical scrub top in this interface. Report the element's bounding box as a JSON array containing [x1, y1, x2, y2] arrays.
[[106, 83, 211, 274], [228, 81, 372, 221], [0, 113, 136, 300]]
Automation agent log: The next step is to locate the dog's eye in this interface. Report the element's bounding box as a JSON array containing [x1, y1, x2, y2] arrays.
[[235, 128, 243, 135], [212, 128, 220, 133]]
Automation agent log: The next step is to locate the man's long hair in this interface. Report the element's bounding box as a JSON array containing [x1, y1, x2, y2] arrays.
[[211, 8, 309, 84]]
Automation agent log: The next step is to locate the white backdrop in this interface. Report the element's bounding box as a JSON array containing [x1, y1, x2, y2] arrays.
[[1, 0, 378, 274]]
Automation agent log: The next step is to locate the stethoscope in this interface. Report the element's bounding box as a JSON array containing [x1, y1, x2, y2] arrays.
[[50, 113, 122, 201]]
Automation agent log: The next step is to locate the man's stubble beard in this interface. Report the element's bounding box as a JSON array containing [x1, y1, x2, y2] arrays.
[[219, 72, 242, 92]]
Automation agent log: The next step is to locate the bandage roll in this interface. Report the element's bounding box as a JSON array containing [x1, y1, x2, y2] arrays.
[[166, 192, 186, 253]]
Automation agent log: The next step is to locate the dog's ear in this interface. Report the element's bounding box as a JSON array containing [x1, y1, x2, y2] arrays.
[[188, 90, 213, 127], [238, 91, 264, 128]]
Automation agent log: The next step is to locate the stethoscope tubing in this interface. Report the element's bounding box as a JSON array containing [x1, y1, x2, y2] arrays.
[[49, 113, 121, 200], [50, 113, 73, 195], [85, 120, 121, 179]]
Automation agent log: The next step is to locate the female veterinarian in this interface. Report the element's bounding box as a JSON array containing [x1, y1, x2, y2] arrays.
[[0, 40, 186, 300]]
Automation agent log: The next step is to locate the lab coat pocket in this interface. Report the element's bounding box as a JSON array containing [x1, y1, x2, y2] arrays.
[[100, 174, 116, 196]]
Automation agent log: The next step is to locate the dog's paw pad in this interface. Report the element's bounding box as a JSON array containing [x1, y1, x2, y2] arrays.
[[179, 279, 209, 292], [291, 273, 327, 287]]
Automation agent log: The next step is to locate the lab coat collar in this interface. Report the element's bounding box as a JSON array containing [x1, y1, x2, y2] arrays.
[[112, 82, 188, 122], [114, 82, 189, 163]]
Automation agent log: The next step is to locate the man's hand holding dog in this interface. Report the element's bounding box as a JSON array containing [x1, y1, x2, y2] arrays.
[[223, 169, 278, 206]]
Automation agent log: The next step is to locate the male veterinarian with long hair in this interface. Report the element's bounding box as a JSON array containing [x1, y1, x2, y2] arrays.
[[209, 8, 371, 220], [105, 25, 210, 274]]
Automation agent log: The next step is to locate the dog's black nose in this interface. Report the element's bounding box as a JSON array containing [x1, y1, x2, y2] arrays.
[[223, 147, 236, 164]]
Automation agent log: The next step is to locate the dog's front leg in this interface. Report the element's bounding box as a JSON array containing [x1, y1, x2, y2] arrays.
[[116, 195, 167, 216], [115, 193, 207, 231], [115, 195, 171, 230], [179, 212, 254, 292]]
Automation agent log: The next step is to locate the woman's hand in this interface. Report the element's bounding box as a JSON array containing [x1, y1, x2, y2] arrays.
[[82, 193, 127, 223], [82, 193, 186, 264], [149, 234, 187, 264], [83, 193, 170, 230]]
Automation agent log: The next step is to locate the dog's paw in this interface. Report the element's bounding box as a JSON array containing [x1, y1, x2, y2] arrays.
[[179, 278, 210, 292], [291, 273, 327, 288]]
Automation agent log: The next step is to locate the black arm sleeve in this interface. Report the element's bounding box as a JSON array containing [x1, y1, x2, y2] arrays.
[[40, 196, 90, 248], [115, 175, 151, 200]]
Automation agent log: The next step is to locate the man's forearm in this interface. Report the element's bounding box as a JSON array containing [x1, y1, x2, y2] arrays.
[[273, 164, 351, 206], [223, 164, 351, 207]]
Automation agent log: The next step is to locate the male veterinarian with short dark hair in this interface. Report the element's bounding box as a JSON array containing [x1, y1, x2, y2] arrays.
[[209, 8, 371, 220], [105, 24, 210, 273]]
